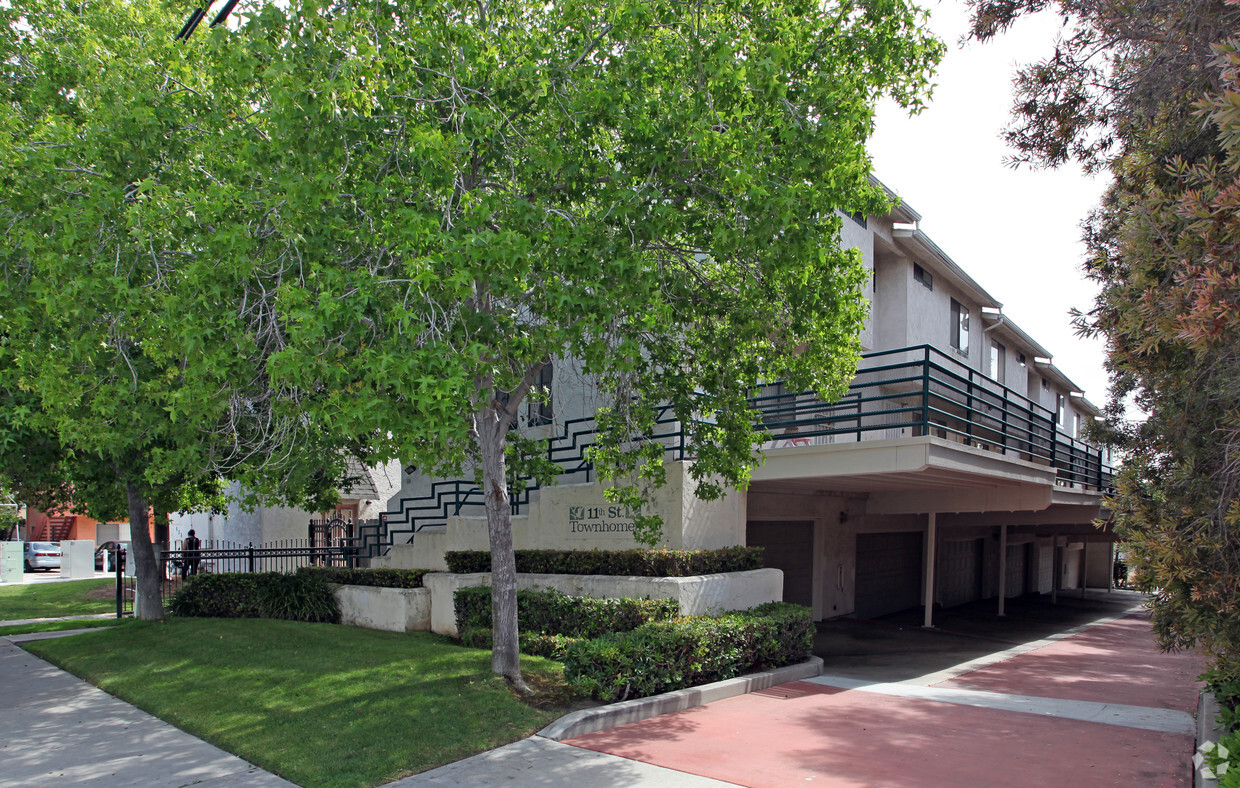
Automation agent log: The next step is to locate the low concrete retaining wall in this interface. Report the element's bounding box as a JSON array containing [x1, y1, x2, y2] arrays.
[[423, 568, 783, 637], [334, 585, 431, 633]]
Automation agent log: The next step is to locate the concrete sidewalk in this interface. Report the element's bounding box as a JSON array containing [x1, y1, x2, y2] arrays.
[[0, 634, 296, 788]]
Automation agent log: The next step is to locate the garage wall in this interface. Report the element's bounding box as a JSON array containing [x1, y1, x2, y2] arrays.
[[938, 538, 984, 608], [746, 521, 814, 608], [854, 531, 923, 618], [1005, 542, 1028, 598]]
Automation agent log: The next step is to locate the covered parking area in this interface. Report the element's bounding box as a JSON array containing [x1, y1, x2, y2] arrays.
[[745, 435, 1114, 629]]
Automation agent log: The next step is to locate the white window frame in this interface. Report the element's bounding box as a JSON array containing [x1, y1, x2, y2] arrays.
[[950, 299, 970, 356]]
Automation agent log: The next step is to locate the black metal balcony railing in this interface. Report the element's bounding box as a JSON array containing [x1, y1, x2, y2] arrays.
[[358, 345, 1111, 558]]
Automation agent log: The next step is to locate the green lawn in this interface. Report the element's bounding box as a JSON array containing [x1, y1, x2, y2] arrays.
[[0, 578, 116, 620], [24, 619, 568, 788]]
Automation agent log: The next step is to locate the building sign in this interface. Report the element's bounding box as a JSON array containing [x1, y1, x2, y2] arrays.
[[568, 504, 641, 537]]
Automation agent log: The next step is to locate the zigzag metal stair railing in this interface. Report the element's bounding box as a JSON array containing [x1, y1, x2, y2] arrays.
[[354, 404, 686, 559], [356, 345, 1112, 558]]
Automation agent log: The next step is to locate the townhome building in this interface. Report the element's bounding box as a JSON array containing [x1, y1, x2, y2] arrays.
[[362, 186, 1116, 626]]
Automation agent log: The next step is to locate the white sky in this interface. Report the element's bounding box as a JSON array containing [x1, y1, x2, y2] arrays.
[[868, 0, 1112, 406]]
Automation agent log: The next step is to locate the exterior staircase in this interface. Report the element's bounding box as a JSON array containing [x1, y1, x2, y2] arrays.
[[44, 515, 75, 542]]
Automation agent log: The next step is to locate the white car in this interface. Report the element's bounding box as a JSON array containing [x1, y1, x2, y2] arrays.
[[24, 542, 61, 572]]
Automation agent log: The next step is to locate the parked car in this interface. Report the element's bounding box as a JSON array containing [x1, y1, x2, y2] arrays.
[[24, 542, 61, 572], [95, 541, 129, 571]]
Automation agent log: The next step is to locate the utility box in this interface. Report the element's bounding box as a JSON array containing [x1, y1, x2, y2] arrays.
[[0, 542, 21, 583], [62, 540, 94, 579]]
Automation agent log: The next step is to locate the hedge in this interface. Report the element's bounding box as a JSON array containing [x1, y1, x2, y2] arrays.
[[445, 546, 763, 576], [296, 566, 429, 589], [563, 602, 813, 702], [453, 585, 679, 641], [168, 571, 340, 623]]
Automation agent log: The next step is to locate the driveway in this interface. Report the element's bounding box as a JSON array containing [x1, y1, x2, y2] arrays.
[[562, 592, 1202, 787]]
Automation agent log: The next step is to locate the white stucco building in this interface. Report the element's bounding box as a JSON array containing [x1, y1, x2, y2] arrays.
[[370, 186, 1114, 626], [170, 458, 403, 547]]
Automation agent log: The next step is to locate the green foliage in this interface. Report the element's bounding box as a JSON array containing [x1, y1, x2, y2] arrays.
[[563, 602, 813, 702], [297, 566, 429, 589], [453, 586, 679, 640], [3, 0, 940, 669], [1069, 41, 1240, 677], [257, 572, 340, 624], [445, 547, 763, 576], [169, 572, 340, 623]]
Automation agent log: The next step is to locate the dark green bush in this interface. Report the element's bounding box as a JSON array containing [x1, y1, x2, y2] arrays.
[[445, 546, 763, 576], [296, 566, 429, 589], [458, 627, 584, 660], [563, 602, 813, 702], [259, 571, 340, 623], [168, 573, 266, 618], [453, 586, 679, 640], [169, 572, 340, 623]]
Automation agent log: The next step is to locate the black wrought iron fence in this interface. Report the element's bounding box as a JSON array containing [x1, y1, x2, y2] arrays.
[[116, 538, 354, 617]]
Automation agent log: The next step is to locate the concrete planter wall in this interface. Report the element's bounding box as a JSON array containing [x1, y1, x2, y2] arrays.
[[423, 568, 783, 637], [334, 568, 782, 636], [334, 585, 432, 633]]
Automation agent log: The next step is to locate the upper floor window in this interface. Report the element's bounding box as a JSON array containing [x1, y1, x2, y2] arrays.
[[990, 341, 1006, 385], [845, 211, 868, 228], [528, 362, 554, 426], [1056, 393, 1066, 427], [950, 299, 969, 355], [913, 263, 933, 290]]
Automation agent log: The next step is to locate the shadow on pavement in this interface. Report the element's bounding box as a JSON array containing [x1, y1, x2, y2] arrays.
[[814, 588, 1148, 683]]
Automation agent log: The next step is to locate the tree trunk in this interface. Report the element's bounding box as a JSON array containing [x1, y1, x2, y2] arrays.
[[126, 482, 164, 621], [475, 405, 529, 692]]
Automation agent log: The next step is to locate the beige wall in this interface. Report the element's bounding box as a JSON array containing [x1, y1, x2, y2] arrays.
[[375, 461, 746, 571]]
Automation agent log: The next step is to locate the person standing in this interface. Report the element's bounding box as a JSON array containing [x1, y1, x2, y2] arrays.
[[182, 529, 202, 579]]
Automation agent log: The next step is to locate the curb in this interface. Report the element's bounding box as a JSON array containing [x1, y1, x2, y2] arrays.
[[538, 656, 824, 741], [1197, 690, 1222, 788]]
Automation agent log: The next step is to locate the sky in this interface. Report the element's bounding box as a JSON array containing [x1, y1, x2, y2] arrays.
[[867, 0, 1112, 406]]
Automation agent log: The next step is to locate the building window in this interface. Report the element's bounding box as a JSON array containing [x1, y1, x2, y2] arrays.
[[913, 263, 933, 290], [1056, 393, 1066, 427], [528, 362, 554, 426], [845, 211, 868, 228], [950, 299, 969, 355], [990, 341, 1006, 385]]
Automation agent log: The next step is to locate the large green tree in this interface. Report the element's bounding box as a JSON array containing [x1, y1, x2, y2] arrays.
[[156, 0, 941, 686], [968, 0, 1240, 674], [0, 0, 352, 617]]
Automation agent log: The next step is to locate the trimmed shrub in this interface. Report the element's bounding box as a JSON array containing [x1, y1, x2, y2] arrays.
[[169, 572, 340, 623], [259, 571, 340, 623], [563, 602, 813, 702], [168, 573, 265, 618], [459, 627, 584, 660], [445, 546, 763, 576], [296, 566, 429, 589], [453, 586, 679, 641]]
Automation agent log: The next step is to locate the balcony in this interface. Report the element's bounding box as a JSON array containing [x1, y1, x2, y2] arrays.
[[752, 345, 1110, 491], [366, 345, 1111, 554]]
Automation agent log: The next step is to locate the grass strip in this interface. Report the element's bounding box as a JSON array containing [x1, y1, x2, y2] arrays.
[[0, 578, 115, 620], [24, 618, 564, 788]]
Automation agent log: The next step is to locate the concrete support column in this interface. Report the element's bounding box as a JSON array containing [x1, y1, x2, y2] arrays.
[[1108, 541, 1115, 593], [1080, 541, 1088, 599], [1051, 533, 1060, 605], [923, 512, 937, 629], [998, 524, 1008, 617]]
